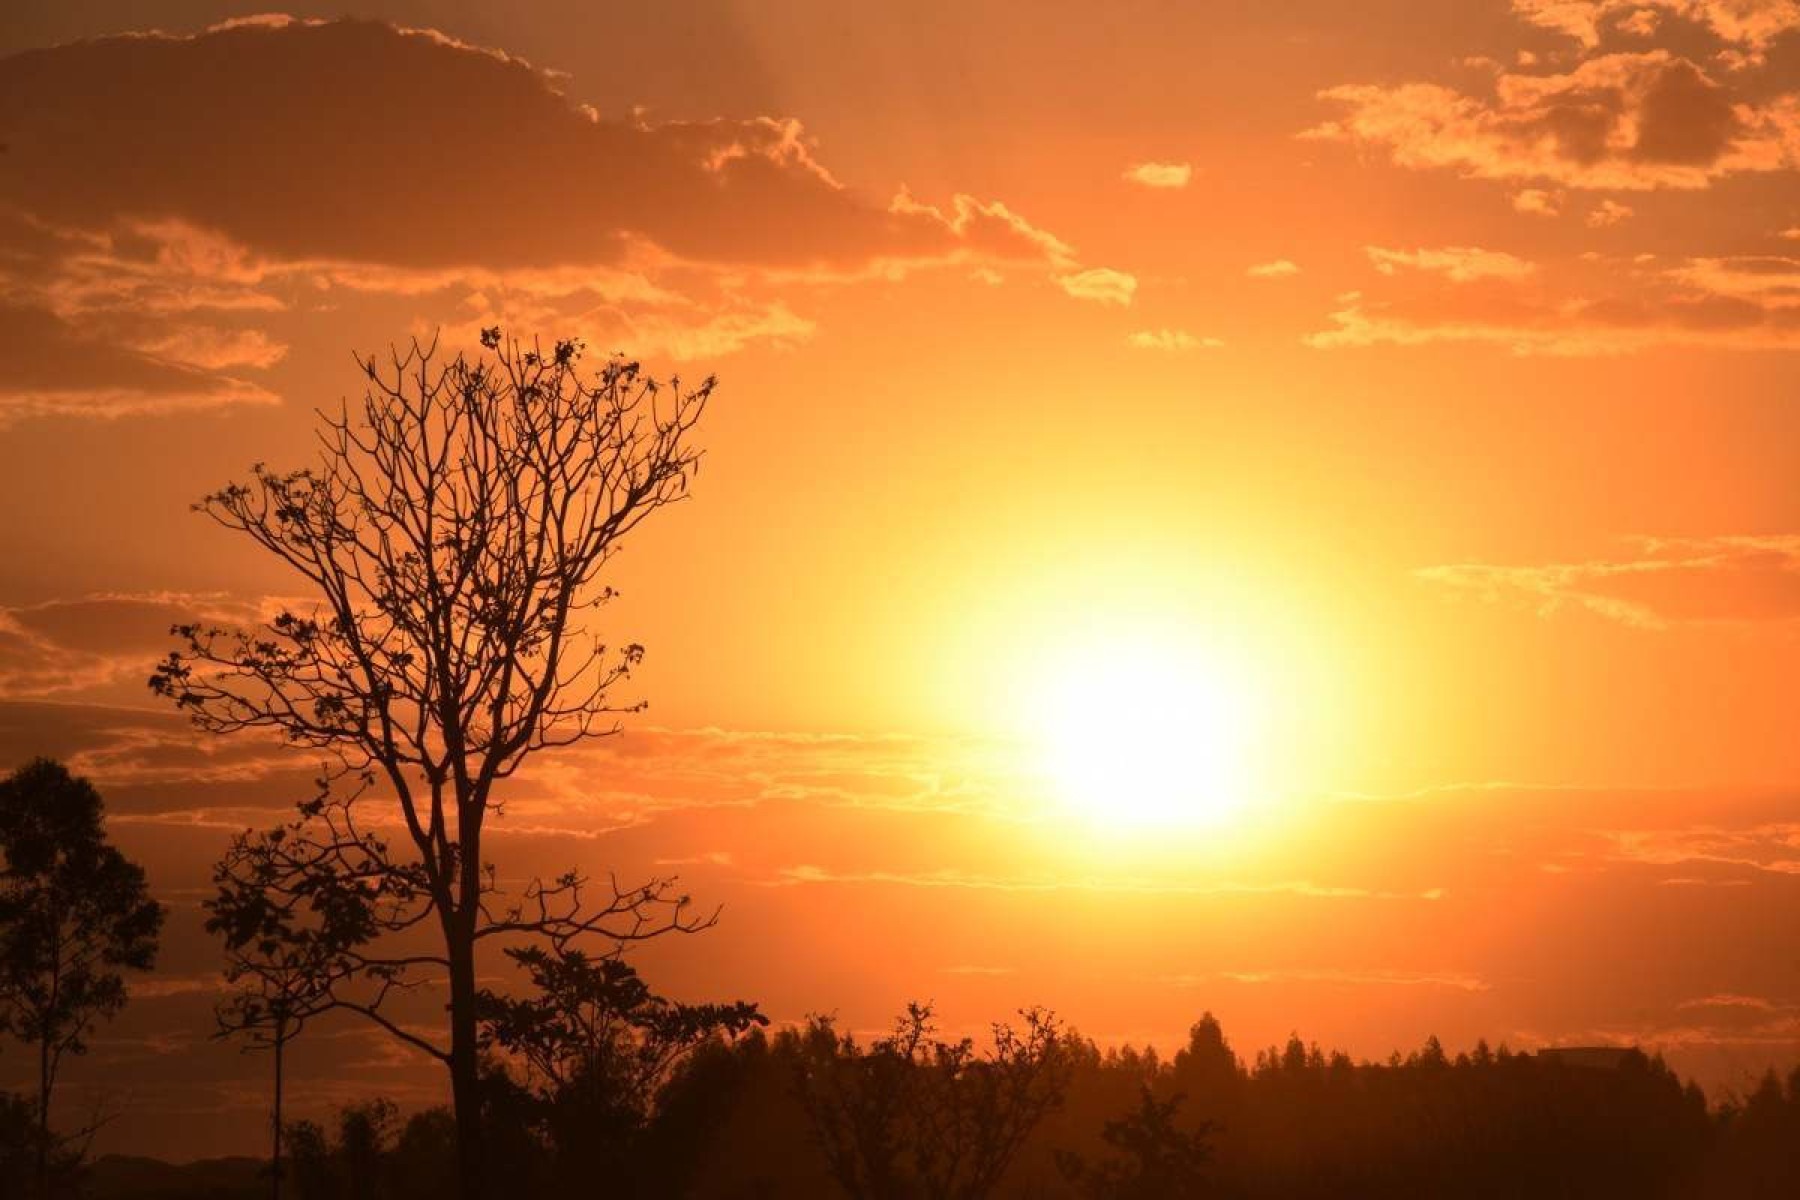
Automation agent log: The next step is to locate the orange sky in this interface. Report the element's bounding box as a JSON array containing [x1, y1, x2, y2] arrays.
[[2, 0, 1799, 1160]]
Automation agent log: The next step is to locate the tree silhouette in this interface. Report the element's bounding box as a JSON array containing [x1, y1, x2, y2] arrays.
[[477, 945, 764, 1189], [0, 758, 163, 1199], [1056, 1086, 1215, 1199], [209, 820, 358, 1200], [797, 1002, 1072, 1200], [284, 1098, 400, 1200], [0, 1092, 79, 1199], [83, 1008, 1800, 1198], [151, 330, 714, 1199]]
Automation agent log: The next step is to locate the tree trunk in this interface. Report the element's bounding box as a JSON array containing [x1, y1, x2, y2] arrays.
[[36, 1027, 50, 1200], [447, 928, 485, 1200], [271, 1031, 285, 1200]]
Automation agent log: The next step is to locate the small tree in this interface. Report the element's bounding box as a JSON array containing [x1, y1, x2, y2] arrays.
[[0, 759, 163, 1197], [1056, 1086, 1216, 1200], [153, 330, 714, 1199], [283, 1098, 399, 1200], [798, 1002, 1072, 1200], [210, 820, 356, 1200], [478, 945, 764, 1186]]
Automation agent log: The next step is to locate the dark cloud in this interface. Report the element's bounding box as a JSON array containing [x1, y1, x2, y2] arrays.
[[0, 590, 277, 695], [0, 17, 1068, 274], [0, 15, 1090, 409], [0, 301, 276, 420], [1632, 56, 1741, 164]]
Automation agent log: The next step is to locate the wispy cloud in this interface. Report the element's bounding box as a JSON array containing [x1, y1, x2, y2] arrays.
[[1126, 329, 1222, 351], [1056, 267, 1138, 306], [941, 964, 1018, 977], [1165, 968, 1490, 992], [1122, 161, 1194, 189], [755, 864, 1445, 900], [1367, 246, 1537, 282], [1587, 198, 1636, 227], [1603, 823, 1800, 876], [1511, 188, 1562, 216], [1417, 535, 1800, 628]]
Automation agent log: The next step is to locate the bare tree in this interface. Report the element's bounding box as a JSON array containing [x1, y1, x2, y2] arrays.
[[152, 330, 715, 1199]]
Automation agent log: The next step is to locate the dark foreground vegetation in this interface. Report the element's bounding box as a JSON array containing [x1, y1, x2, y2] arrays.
[[15, 1010, 1800, 1200]]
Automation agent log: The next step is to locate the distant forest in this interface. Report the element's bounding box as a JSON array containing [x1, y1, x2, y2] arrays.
[[23, 1010, 1800, 1200]]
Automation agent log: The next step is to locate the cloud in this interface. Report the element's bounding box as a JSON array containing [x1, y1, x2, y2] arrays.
[[1247, 259, 1302, 278], [1512, 187, 1565, 215], [1122, 161, 1195, 188], [1168, 968, 1491, 992], [1656, 876, 1756, 887], [940, 964, 1018, 977], [0, 304, 278, 422], [1307, 246, 1800, 354], [1366, 246, 1538, 282], [132, 975, 228, 1000], [441, 287, 819, 361], [1055, 267, 1138, 306], [1416, 534, 1800, 628], [1603, 822, 1800, 875], [1126, 329, 1222, 351], [0, 20, 1066, 274], [0, 591, 291, 697], [1511, 0, 1800, 52], [1677, 993, 1789, 1013], [0, 16, 1093, 396], [756, 864, 1444, 899], [1587, 197, 1637, 225], [653, 850, 736, 867], [1666, 253, 1800, 300], [1306, 51, 1795, 191]]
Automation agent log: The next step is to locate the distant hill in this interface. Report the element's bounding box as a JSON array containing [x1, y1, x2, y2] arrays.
[[86, 1154, 264, 1199]]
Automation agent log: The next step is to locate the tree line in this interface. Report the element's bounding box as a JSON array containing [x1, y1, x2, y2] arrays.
[[244, 1010, 1800, 1200]]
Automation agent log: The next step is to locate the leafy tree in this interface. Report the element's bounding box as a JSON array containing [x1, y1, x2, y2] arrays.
[[1057, 1086, 1215, 1199], [284, 1099, 400, 1200], [208, 804, 418, 1200], [0, 1091, 78, 1198], [480, 944, 764, 1111], [336, 1099, 397, 1200], [0, 758, 163, 1197], [798, 1002, 1072, 1200], [151, 330, 714, 1198], [477, 945, 764, 1190]]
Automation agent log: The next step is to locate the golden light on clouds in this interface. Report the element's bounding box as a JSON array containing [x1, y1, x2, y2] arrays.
[[1122, 160, 1195, 188]]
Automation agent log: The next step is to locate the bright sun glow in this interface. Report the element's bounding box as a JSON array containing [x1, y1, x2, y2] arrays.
[[1027, 633, 1269, 831]]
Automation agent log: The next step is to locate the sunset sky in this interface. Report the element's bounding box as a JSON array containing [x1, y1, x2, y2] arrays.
[[3, 0, 1800, 1161]]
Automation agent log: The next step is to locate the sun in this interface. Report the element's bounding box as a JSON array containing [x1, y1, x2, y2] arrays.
[[1025, 632, 1268, 831]]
